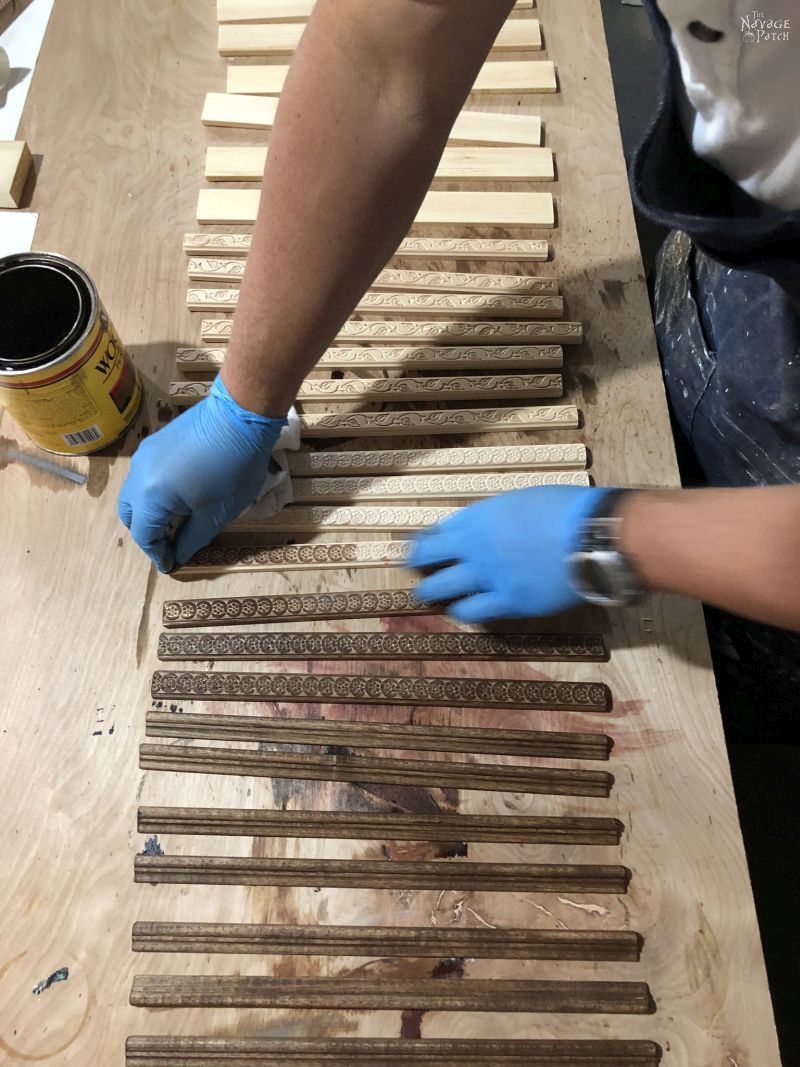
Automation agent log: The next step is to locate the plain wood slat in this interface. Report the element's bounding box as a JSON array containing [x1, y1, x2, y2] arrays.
[[125, 1035, 663, 1066], [132, 921, 641, 960], [145, 708, 611, 759], [163, 589, 430, 627], [176, 540, 413, 574], [205, 144, 555, 182], [218, 0, 536, 23], [0, 141, 33, 209], [289, 471, 589, 503], [294, 405, 581, 439], [150, 671, 612, 712], [183, 232, 550, 260], [134, 856, 630, 893], [196, 187, 555, 226], [200, 319, 583, 345], [286, 442, 586, 476], [137, 806, 624, 845]]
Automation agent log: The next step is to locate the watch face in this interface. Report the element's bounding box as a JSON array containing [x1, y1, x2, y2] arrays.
[[582, 556, 618, 600]]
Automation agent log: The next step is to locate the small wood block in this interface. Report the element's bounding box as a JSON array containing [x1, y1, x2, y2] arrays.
[[177, 540, 412, 574], [0, 141, 33, 209], [134, 856, 629, 893], [137, 807, 624, 845], [176, 344, 566, 373], [196, 187, 555, 227], [125, 1036, 663, 1066], [183, 232, 550, 260], [200, 318, 583, 345], [145, 707, 612, 758], [133, 921, 641, 961], [290, 471, 590, 503], [295, 405, 581, 440], [217, 0, 535, 22], [150, 669, 611, 712], [287, 442, 587, 476], [205, 144, 555, 183], [163, 589, 429, 627], [218, 20, 542, 56]]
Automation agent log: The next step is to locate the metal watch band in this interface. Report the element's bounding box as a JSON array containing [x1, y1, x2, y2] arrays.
[[567, 490, 645, 608]]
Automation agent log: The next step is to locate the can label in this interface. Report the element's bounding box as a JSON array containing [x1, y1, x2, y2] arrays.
[[0, 307, 142, 455]]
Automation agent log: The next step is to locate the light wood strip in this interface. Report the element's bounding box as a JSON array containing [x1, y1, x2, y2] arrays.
[[290, 471, 590, 503], [163, 589, 430, 627], [145, 708, 611, 758], [176, 344, 566, 372], [126, 1036, 662, 1066], [150, 670, 611, 711], [134, 856, 629, 893], [137, 806, 624, 845], [201, 319, 582, 345], [205, 144, 555, 182], [295, 405, 582, 439], [218, 0, 536, 22], [287, 442, 587, 476], [218, 20, 542, 56], [133, 921, 641, 961], [177, 541, 412, 575], [183, 232, 549, 260], [197, 187, 555, 227]]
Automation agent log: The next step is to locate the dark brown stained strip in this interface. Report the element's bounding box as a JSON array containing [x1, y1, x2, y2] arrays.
[[162, 589, 430, 628]]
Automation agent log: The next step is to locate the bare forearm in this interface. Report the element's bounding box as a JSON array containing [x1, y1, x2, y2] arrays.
[[620, 486, 800, 630], [222, 0, 514, 416]]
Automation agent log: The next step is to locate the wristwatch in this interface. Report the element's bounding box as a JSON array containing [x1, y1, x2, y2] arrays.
[[568, 489, 645, 607]]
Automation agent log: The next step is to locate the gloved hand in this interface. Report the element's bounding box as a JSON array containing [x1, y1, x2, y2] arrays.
[[118, 377, 287, 572], [407, 486, 613, 623]]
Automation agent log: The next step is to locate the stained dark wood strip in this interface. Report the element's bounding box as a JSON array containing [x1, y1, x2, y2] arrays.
[[129, 975, 653, 1013], [137, 806, 625, 845], [126, 1036, 663, 1066], [134, 855, 630, 893], [157, 629, 608, 662], [139, 744, 613, 797], [151, 670, 611, 713], [132, 921, 642, 961], [145, 711, 612, 761], [163, 589, 430, 628]]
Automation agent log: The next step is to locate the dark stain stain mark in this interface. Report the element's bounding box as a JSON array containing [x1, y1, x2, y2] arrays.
[[599, 278, 626, 309], [86, 458, 110, 499], [135, 567, 158, 669], [92, 730, 102, 737], [575, 370, 598, 405], [156, 400, 177, 426], [354, 782, 441, 815], [400, 1009, 425, 1039], [431, 957, 466, 979], [117, 537, 123, 548]]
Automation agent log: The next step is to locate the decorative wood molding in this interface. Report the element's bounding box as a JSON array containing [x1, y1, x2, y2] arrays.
[[183, 232, 550, 261], [200, 318, 583, 345], [162, 589, 429, 627], [145, 708, 611, 759], [178, 540, 412, 575], [288, 442, 587, 476], [238, 504, 457, 531], [295, 405, 581, 440], [132, 921, 641, 961], [137, 806, 624, 845], [134, 855, 629, 893], [150, 669, 611, 712], [140, 743, 613, 797], [205, 145, 555, 183], [197, 187, 555, 227], [126, 1036, 663, 1066], [291, 470, 590, 503]]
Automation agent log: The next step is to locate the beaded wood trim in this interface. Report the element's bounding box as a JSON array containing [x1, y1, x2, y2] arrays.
[[163, 589, 429, 628], [288, 442, 587, 476], [178, 540, 411, 575], [291, 471, 590, 503]]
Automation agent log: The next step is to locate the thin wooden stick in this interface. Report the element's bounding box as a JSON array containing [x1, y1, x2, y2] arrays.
[[289, 471, 589, 503], [294, 406, 582, 440], [145, 709, 612, 759], [177, 540, 412, 574], [286, 442, 587, 475], [150, 670, 612, 712], [200, 318, 583, 345], [217, 0, 536, 23], [156, 629, 607, 664], [134, 856, 631, 893], [132, 921, 642, 961], [139, 744, 614, 796], [136, 806, 624, 845], [183, 232, 550, 260], [163, 589, 430, 627], [125, 1036, 662, 1066]]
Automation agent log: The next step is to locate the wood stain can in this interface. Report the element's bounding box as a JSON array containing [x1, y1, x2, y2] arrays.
[[0, 252, 142, 454]]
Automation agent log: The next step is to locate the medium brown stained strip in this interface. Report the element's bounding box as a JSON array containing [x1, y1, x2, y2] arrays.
[[136, 807, 625, 845], [145, 710, 612, 760], [150, 671, 611, 712], [129, 975, 651, 1013], [156, 629, 608, 663], [162, 589, 430, 627], [138, 744, 613, 797], [176, 541, 412, 575], [125, 1036, 663, 1065], [131, 922, 643, 961]]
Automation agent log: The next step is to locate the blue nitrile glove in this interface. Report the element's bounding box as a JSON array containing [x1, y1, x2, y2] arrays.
[[118, 377, 287, 572], [407, 486, 614, 623]]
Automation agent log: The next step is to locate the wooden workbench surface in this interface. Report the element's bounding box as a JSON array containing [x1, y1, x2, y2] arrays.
[[0, 0, 780, 1062]]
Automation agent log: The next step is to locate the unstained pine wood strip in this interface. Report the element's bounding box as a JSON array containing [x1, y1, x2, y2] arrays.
[[163, 588, 430, 627], [201, 318, 583, 345], [287, 442, 587, 476], [145, 708, 612, 759], [176, 343, 566, 373], [291, 471, 589, 504], [132, 921, 641, 961], [134, 855, 629, 893], [137, 806, 624, 845], [218, 20, 542, 56], [218, 0, 535, 23], [295, 405, 581, 440], [183, 232, 549, 260], [125, 1035, 663, 1066], [227, 59, 556, 96], [177, 540, 412, 575], [197, 188, 554, 227], [150, 669, 611, 712], [205, 144, 555, 183]]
